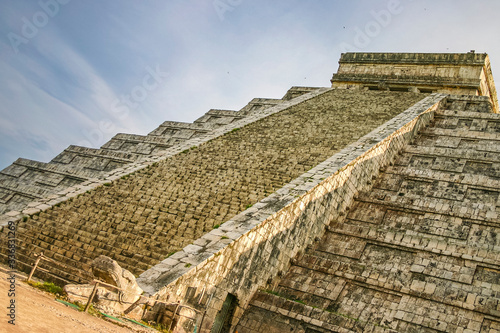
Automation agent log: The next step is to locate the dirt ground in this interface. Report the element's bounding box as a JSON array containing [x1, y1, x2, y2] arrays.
[[0, 269, 155, 333]]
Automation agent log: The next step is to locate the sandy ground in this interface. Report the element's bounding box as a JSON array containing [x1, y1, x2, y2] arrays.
[[0, 269, 154, 333]]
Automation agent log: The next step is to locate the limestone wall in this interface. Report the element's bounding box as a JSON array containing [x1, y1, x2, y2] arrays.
[[481, 55, 499, 113], [141, 94, 446, 332], [0, 89, 425, 286]]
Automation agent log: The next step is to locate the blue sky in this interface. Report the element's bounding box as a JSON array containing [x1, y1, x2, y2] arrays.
[[1, 0, 499, 170]]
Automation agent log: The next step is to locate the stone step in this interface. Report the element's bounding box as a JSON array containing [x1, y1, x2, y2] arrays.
[[101, 133, 179, 155], [281, 86, 323, 101], [0, 175, 70, 199], [370, 169, 500, 212], [345, 203, 473, 240], [51, 145, 138, 168], [432, 114, 500, 133], [246, 290, 368, 332], [0, 180, 52, 207], [421, 126, 500, 141], [315, 231, 367, 259], [55, 145, 138, 161], [147, 121, 217, 137], [0, 157, 97, 214], [0, 171, 67, 193], [0, 192, 40, 215], [102, 126, 207, 155], [309, 240, 492, 294], [276, 264, 348, 309], [436, 109, 500, 120], [307, 243, 471, 289], [443, 95, 492, 113], [392, 295, 486, 332], [413, 133, 500, 153], [302, 235, 500, 318], [193, 109, 245, 125], [237, 98, 282, 113], [357, 186, 499, 225], [329, 211, 500, 264], [3, 158, 97, 180], [380, 166, 500, 190], [51, 145, 135, 172], [402, 145, 500, 163]]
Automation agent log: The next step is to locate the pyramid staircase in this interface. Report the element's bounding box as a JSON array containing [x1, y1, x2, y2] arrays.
[[237, 96, 500, 332], [0, 90, 306, 215]]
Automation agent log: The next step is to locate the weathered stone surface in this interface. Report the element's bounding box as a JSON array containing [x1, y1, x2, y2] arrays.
[[91, 255, 143, 296], [64, 284, 104, 304], [1, 52, 499, 333], [236, 96, 500, 333], [0, 89, 424, 286], [64, 255, 143, 315]]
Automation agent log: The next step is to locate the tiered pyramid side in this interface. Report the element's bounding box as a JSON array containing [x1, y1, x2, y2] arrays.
[[0, 88, 425, 286], [0, 91, 299, 216]]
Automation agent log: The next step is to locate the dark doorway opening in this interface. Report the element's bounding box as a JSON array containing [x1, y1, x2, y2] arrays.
[[211, 293, 238, 333]]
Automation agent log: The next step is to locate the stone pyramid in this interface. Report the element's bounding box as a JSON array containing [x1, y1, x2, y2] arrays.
[[1, 52, 499, 333]]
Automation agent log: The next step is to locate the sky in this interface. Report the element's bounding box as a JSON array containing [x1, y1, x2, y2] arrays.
[[0, 0, 499, 170]]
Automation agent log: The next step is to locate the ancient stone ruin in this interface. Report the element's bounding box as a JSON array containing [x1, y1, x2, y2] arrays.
[[64, 255, 144, 316], [1, 52, 499, 332]]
